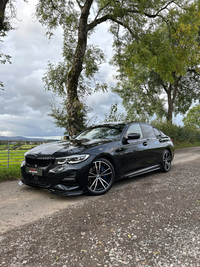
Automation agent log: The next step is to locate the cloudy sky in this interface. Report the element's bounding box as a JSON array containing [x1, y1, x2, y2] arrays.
[[0, 0, 123, 139]]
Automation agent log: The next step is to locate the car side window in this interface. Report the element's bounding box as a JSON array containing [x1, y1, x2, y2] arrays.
[[153, 127, 161, 138], [126, 124, 143, 138], [141, 124, 156, 139]]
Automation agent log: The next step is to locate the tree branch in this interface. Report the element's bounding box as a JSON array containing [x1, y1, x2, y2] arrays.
[[87, 0, 176, 34], [162, 82, 168, 94], [94, 3, 110, 20], [143, 0, 175, 18], [76, 0, 83, 10], [87, 14, 110, 31], [87, 13, 135, 36]]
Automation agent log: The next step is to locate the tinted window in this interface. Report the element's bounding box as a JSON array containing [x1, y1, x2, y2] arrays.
[[126, 124, 143, 138], [76, 125, 125, 140], [153, 128, 161, 137], [141, 124, 156, 138]]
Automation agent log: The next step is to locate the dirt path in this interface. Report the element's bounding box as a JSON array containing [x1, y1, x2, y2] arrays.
[[0, 146, 200, 234]]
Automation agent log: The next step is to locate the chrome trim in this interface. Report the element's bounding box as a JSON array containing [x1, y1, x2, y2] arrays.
[[122, 165, 160, 179]]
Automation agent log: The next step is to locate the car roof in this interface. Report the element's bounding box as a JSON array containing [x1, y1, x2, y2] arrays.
[[91, 121, 153, 127], [92, 122, 126, 126]]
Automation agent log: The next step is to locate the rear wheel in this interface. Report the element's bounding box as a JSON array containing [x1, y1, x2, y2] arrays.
[[87, 158, 115, 195], [161, 149, 172, 172]]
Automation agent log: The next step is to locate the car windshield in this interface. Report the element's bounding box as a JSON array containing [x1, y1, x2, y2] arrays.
[[75, 124, 126, 141]]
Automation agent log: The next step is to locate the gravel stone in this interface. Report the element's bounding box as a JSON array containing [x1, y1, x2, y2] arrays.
[[0, 160, 200, 266]]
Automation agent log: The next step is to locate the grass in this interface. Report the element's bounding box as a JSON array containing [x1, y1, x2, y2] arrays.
[[0, 150, 26, 168], [0, 144, 36, 182], [0, 166, 21, 182], [175, 142, 200, 149]]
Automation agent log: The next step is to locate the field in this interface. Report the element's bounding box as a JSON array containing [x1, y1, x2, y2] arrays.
[[0, 142, 41, 169]]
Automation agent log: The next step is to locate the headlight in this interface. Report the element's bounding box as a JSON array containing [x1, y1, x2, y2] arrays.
[[55, 154, 90, 165]]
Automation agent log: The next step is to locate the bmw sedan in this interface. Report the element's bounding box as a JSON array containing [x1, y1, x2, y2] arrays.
[[20, 122, 174, 196]]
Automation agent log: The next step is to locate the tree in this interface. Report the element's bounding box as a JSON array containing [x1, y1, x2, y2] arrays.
[[183, 105, 200, 128], [112, 1, 200, 123], [36, 0, 176, 136]]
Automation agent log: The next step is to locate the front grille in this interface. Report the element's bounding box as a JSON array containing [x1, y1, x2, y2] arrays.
[[26, 155, 55, 167]]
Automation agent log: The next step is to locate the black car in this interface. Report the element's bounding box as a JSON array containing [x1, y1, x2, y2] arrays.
[[20, 122, 174, 196]]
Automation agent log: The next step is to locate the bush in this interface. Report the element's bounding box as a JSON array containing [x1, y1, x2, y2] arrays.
[[151, 121, 200, 148]]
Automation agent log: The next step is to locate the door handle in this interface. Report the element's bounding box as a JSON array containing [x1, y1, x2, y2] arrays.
[[143, 141, 147, 146]]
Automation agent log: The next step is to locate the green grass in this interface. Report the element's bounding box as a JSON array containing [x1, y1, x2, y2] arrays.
[[0, 150, 26, 168], [0, 142, 44, 182], [175, 142, 200, 149], [0, 166, 21, 182]]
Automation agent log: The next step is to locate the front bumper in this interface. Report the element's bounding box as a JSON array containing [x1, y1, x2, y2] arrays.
[[19, 180, 84, 196], [20, 156, 94, 196]]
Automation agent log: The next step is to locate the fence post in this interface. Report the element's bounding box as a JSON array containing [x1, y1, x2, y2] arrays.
[[7, 141, 10, 168]]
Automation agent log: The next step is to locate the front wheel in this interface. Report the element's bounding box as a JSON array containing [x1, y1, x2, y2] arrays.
[[87, 158, 115, 196], [161, 149, 172, 172]]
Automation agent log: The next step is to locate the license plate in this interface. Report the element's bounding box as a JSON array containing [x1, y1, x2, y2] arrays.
[[26, 167, 43, 176]]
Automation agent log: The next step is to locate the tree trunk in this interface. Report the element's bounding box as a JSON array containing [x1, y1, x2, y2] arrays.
[[167, 84, 173, 124], [66, 0, 93, 137], [0, 0, 9, 31], [166, 79, 179, 124]]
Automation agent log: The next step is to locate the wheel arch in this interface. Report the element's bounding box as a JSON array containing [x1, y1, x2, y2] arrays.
[[165, 147, 173, 159], [93, 154, 116, 175]]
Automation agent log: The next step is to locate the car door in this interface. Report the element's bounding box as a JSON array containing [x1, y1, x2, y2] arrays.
[[114, 123, 148, 176], [140, 123, 161, 167]]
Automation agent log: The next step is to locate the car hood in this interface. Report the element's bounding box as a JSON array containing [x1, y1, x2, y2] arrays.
[[25, 139, 112, 157]]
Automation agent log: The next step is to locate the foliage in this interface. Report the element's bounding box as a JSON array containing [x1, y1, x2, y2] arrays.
[[112, 0, 200, 123], [36, 0, 177, 136], [102, 102, 125, 123], [48, 99, 89, 134], [183, 104, 200, 128], [102, 101, 153, 123], [151, 120, 200, 147]]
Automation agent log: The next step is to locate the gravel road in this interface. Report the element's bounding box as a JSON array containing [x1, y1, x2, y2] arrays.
[[0, 147, 200, 266]]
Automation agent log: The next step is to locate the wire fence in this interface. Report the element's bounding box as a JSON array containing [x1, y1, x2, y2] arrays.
[[0, 140, 51, 169]]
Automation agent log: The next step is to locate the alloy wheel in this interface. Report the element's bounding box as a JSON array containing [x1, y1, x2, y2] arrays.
[[161, 149, 171, 172], [87, 158, 114, 195]]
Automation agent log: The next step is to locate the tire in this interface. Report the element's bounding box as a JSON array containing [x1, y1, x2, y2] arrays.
[[87, 158, 115, 196], [161, 149, 172, 172]]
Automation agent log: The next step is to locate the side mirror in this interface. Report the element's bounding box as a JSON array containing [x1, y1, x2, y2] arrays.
[[127, 133, 140, 140]]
